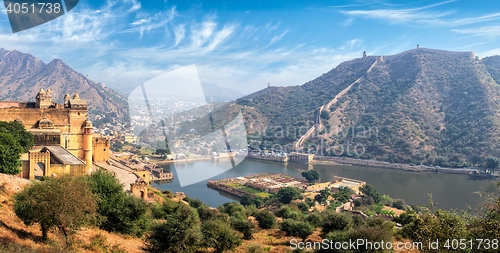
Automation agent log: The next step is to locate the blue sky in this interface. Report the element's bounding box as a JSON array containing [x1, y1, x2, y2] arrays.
[[1, 0, 500, 95]]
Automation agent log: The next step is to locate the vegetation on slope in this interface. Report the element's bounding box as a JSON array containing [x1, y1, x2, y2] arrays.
[[234, 49, 500, 167]]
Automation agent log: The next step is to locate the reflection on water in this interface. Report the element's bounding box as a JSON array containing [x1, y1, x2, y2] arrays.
[[153, 159, 498, 210]]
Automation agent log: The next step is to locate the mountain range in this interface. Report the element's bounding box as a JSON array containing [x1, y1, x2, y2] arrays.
[[0, 48, 128, 121], [201, 48, 500, 167]]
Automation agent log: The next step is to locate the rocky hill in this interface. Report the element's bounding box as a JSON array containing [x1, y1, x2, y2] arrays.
[[231, 48, 500, 167], [0, 49, 128, 121]]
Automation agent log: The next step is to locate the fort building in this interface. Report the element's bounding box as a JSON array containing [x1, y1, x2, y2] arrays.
[[0, 89, 110, 179]]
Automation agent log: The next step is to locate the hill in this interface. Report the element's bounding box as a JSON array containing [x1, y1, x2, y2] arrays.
[[0, 49, 128, 122], [232, 48, 500, 167]]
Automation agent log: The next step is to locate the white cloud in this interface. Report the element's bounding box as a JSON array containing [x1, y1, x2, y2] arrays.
[[190, 19, 217, 48], [340, 0, 500, 28], [173, 24, 186, 46], [478, 48, 500, 58], [206, 24, 238, 51], [131, 19, 150, 25], [269, 30, 289, 46], [339, 18, 354, 27], [452, 25, 500, 38], [341, 8, 452, 25]]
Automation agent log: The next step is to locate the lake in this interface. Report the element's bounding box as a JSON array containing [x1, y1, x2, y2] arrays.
[[152, 158, 498, 211]]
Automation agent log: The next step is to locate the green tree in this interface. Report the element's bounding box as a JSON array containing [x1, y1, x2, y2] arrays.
[[144, 203, 202, 253], [240, 194, 263, 207], [230, 217, 254, 240], [332, 186, 354, 203], [315, 188, 331, 204], [14, 175, 97, 241], [468, 183, 500, 252], [280, 219, 313, 242], [360, 184, 382, 204], [321, 211, 353, 235], [255, 210, 276, 229], [87, 169, 150, 237], [111, 140, 123, 151], [276, 206, 302, 220], [277, 187, 302, 204], [0, 133, 23, 175], [0, 121, 34, 152], [202, 219, 242, 253], [401, 210, 469, 253], [301, 170, 320, 183], [346, 217, 395, 253], [320, 110, 330, 120], [485, 157, 500, 169]]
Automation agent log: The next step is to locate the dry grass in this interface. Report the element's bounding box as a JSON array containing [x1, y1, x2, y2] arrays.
[[0, 174, 143, 253]]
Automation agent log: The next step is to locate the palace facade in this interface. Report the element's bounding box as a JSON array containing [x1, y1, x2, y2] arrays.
[[0, 89, 110, 179]]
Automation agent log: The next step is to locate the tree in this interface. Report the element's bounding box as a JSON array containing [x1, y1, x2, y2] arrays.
[[485, 157, 500, 169], [14, 175, 97, 241], [332, 186, 354, 203], [155, 148, 171, 155], [320, 110, 330, 120], [87, 169, 150, 237], [255, 210, 276, 229], [202, 219, 242, 253], [277, 187, 302, 204], [276, 206, 302, 220], [230, 217, 254, 240], [111, 140, 123, 151], [315, 188, 331, 204], [321, 211, 353, 235], [346, 217, 394, 253], [280, 219, 313, 242], [240, 194, 263, 207], [0, 133, 23, 175], [144, 203, 202, 253], [468, 183, 500, 252], [360, 184, 381, 204], [301, 170, 320, 183], [401, 210, 468, 253], [0, 121, 34, 152]]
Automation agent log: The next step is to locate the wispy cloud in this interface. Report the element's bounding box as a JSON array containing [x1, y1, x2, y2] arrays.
[[269, 30, 289, 46], [340, 0, 500, 27], [173, 24, 186, 47], [339, 18, 354, 27], [127, 8, 177, 38], [341, 8, 452, 25], [452, 25, 500, 38], [190, 19, 217, 49]]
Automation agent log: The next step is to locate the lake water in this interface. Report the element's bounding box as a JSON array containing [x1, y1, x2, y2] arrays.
[[152, 158, 498, 211]]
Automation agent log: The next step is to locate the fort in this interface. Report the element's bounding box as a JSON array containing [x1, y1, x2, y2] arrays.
[[207, 173, 365, 199], [0, 89, 110, 179]]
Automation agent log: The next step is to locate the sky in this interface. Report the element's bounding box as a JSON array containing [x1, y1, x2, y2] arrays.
[[1, 0, 500, 95]]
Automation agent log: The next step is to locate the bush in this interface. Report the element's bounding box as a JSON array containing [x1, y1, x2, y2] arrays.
[[144, 203, 202, 253], [276, 206, 302, 220], [255, 210, 276, 229], [87, 169, 151, 237], [280, 219, 313, 242], [231, 217, 254, 240], [277, 187, 302, 204], [202, 219, 242, 253], [321, 211, 353, 235], [14, 175, 97, 241]]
